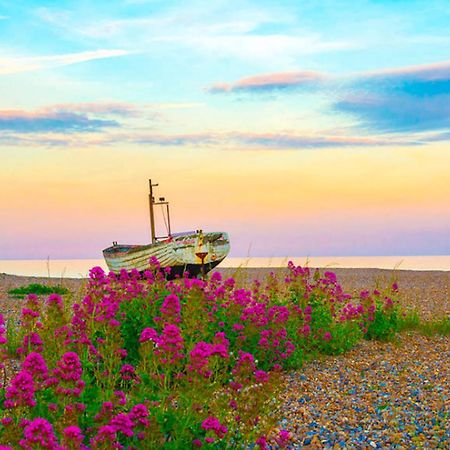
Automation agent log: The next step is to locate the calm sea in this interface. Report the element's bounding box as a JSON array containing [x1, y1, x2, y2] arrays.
[[1, 256, 449, 278]]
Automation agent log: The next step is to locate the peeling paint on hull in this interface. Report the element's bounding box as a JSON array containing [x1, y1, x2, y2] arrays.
[[103, 231, 230, 276]]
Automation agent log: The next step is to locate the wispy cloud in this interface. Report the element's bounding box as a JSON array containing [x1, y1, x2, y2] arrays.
[[0, 109, 119, 133], [43, 102, 141, 118], [208, 71, 325, 93], [0, 49, 130, 75], [0, 130, 418, 149], [35, 6, 354, 64]]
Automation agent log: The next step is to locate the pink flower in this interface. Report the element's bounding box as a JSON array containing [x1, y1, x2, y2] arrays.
[[211, 271, 222, 282], [120, 364, 136, 381], [63, 425, 84, 445], [22, 352, 48, 382], [129, 404, 150, 427], [160, 293, 181, 320], [302, 324, 311, 336], [188, 341, 213, 376], [192, 438, 203, 447], [139, 327, 158, 343], [201, 416, 227, 438], [54, 352, 82, 381], [4, 371, 36, 408], [323, 331, 332, 342], [46, 293, 63, 308], [19, 418, 59, 449], [256, 436, 268, 450], [110, 413, 134, 437], [276, 429, 291, 447], [254, 370, 269, 383], [114, 390, 127, 405], [324, 271, 337, 283]]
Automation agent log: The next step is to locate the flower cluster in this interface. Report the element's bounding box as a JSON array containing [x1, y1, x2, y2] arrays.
[[0, 259, 401, 448]]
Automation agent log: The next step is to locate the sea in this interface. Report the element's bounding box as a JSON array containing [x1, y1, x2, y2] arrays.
[[0, 255, 449, 278]]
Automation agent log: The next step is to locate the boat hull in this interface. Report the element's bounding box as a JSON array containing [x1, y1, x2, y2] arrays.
[[103, 231, 230, 277]]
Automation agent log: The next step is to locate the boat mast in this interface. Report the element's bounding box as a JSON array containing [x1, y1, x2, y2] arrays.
[[149, 179, 158, 244]]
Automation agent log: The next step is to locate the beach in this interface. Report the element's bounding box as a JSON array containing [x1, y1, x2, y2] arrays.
[[1, 267, 449, 319], [0, 267, 448, 448]]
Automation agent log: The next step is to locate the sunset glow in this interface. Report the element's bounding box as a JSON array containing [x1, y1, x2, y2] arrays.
[[1, 1, 449, 259]]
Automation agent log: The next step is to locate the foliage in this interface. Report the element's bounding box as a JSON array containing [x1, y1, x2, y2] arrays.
[[0, 259, 406, 448], [8, 283, 69, 298], [398, 310, 450, 336]]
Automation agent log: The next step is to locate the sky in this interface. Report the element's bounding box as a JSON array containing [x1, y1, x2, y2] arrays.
[[0, 0, 449, 259]]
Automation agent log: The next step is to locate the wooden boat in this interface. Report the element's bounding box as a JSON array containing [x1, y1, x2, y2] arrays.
[[103, 180, 230, 277]]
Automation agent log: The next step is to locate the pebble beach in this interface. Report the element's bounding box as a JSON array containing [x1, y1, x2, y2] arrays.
[[0, 267, 449, 448]]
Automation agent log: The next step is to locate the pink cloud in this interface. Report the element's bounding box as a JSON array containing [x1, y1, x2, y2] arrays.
[[208, 71, 325, 93]]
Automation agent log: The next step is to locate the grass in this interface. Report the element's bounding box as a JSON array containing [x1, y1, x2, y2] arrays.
[[398, 309, 450, 336], [7, 283, 69, 298]]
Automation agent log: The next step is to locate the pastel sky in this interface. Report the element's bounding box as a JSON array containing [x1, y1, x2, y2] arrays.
[[1, 0, 449, 259]]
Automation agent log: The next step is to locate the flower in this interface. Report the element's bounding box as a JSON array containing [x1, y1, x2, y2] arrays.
[[54, 352, 83, 381], [63, 425, 84, 446], [254, 370, 269, 383], [4, 371, 36, 408], [276, 429, 291, 447], [139, 327, 158, 343], [22, 352, 48, 382], [110, 413, 134, 437], [19, 418, 59, 449], [201, 416, 227, 438], [160, 293, 181, 320]]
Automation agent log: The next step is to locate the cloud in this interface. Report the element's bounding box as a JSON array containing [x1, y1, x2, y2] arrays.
[[209, 60, 450, 136], [335, 60, 450, 133], [35, 6, 354, 65], [0, 129, 417, 149], [228, 132, 411, 149], [208, 71, 325, 93], [43, 102, 141, 118], [0, 49, 130, 75], [0, 109, 119, 133]]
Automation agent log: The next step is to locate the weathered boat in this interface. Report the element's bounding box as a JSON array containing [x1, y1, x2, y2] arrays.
[[103, 180, 230, 278]]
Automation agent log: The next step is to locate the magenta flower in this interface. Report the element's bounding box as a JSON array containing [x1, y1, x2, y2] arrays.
[[19, 418, 59, 449], [114, 390, 127, 406], [188, 342, 213, 376], [160, 293, 181, 319], [120, 364, 136, 381], [54, 352, 83, 381], [256, 436, 268, 450], [23, 352, 48, 382], [110, 413, 134, 437], [276, 429, 291, 447], [254, 370, 269, 383], [90, 425, 120, 449], [46, 293, 63, 309], [129, 403, 150, 427], [139, 327, 159, 343], [63, 425, 84, 446], [201, 416, 227, 438], [5, 370, 36, 408], [323, 331, 332, 342]]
